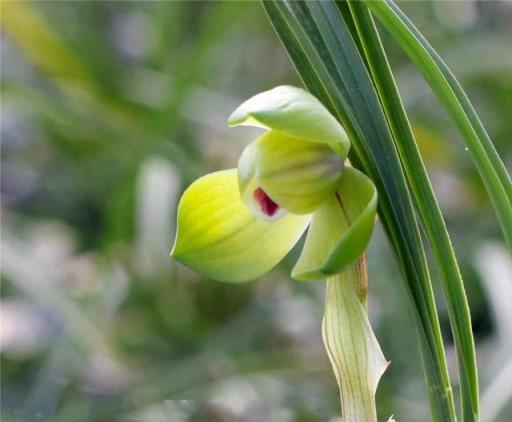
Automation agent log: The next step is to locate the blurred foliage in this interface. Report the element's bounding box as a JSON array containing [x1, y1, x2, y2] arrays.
[[1, 1, 511, 421]]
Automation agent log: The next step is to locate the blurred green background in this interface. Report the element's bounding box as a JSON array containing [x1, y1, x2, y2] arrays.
[[1, 1, 511, 421]]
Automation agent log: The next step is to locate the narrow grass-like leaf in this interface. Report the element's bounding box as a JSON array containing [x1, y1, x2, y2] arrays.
[[262, 1, 456, 420], [365, 0, 512, 253], [346, 2, 479, 420]]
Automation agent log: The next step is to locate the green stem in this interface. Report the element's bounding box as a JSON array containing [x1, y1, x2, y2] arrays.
[[322, 256, 388, 422]]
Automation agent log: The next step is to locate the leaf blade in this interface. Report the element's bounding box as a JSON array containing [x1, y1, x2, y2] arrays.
[[365, 0, 512, 253], [346, 2, 479, 419]]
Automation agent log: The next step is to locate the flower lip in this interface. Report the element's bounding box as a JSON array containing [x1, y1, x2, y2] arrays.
[[253, 187, 280, 217]]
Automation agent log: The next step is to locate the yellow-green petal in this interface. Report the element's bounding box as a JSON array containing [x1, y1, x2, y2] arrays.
[[239, 131, 344, 215], [292, 167, 377, 280], [171, 169, 310, 282], [228, 85, 350, 158]]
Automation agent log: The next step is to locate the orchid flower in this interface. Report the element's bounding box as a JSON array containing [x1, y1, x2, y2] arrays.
[[171, 86, 377, 283], [171, 86, 388, 422]]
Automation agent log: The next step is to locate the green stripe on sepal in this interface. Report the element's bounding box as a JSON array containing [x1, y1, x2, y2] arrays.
[[292, 167, 377, 280], [171, 169, 310, 282], [228, 85, 351, 158], [239, 131, 344, 215]]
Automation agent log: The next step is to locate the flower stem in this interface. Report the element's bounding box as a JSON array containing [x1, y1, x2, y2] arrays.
[[322, 256, 388, 422]]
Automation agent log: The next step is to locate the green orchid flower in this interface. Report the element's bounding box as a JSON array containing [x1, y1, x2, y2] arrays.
[[171, 85, 377, 283], [170, 86, 388, 422]]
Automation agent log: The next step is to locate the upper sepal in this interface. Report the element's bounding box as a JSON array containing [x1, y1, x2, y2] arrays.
[[292, 167, 377, 280], [171, 169, 310, 282], [228, 85, 350, 158]]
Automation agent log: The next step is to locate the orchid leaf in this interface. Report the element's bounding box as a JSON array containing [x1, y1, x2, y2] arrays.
[[171, 169, 310, 282], [292, 167, 377, 280], [228, 85, 350, 158], [365, 0, 512, 253], [346, 2, 479, 419]]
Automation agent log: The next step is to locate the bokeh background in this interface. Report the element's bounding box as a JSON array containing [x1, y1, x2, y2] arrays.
[[1, 1, 511, 421]]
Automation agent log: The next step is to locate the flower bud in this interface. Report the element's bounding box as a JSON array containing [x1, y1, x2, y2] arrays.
[[238, 131, 344, 219]]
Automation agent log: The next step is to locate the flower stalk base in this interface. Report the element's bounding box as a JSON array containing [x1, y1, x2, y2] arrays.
[[322, 255, 388, 422]]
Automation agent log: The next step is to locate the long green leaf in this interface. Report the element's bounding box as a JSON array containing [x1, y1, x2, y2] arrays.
[[346, 2, 479, 420], [365, 0, 512, 253], [262, 1, 456, 420]]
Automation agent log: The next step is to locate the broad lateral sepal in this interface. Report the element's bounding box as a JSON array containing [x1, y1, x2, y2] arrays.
[[171, 169, 310, 282]]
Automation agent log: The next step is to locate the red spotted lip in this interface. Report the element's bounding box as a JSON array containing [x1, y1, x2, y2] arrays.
[[253, 187, 280, 217]]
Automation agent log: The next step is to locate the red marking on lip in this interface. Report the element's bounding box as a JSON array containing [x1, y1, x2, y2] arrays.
[[253, 187, 280, 217]]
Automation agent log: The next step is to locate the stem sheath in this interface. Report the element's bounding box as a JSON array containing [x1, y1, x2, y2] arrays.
[[322, 256, 388, 422]]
